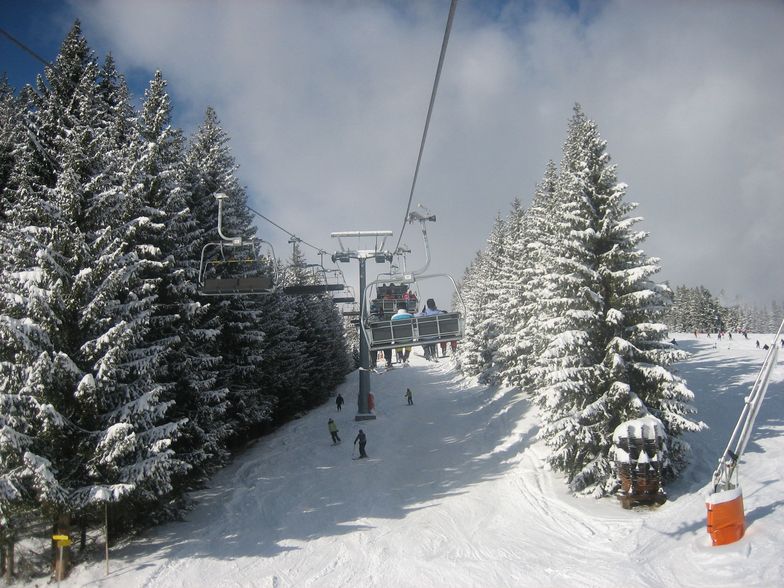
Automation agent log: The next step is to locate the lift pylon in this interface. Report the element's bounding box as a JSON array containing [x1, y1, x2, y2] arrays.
[[331, 230, 394, 422]]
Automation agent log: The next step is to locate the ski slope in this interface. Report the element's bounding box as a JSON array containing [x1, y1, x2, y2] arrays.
[[52, 334, 784, 587]]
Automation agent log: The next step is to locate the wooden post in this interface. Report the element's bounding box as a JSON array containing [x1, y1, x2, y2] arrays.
[[52, 513, 71, 581], [104, 503, 109, 576], [5, 541, 13, 580]]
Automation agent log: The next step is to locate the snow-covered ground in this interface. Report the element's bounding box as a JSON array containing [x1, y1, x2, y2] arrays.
[[26, 333, 784, 587]]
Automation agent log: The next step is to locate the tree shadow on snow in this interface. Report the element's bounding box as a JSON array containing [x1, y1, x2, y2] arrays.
[[665, 349, 784, 500], [95, 364, 536, 576]]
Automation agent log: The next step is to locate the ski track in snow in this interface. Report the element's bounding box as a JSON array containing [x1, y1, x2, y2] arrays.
[[31, 338, 784, 588]]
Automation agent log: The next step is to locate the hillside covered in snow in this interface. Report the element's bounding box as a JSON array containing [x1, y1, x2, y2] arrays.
[[40, 333, 784, 588]]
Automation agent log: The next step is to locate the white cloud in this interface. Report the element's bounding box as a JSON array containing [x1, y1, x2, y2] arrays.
[[75, 0, 784, 307]]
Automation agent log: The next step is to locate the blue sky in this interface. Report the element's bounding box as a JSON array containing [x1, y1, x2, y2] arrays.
[[3, 1, 784, 309], [3, 0, 76, 86]]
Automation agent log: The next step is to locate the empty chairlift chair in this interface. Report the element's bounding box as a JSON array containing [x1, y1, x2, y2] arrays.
[[198, 193, 277, 296]]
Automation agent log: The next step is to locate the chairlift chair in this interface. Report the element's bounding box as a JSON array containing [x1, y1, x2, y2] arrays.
[[361, 273, 465, 352], [333, 284, 357, 305], [360, 205, 464, 352], [198, 193, 277, 296], [281, 262, 346, 296]]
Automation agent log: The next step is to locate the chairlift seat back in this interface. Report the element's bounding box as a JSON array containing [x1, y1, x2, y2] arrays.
[[202, 276, 274, 295], [366, 312, 462, 351]]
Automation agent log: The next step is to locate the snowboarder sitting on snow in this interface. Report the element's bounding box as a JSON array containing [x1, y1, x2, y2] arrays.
[[328, 418, 341, 444], [405, 388, 413, 405], [336, 393, 344, 411], [354, 429, 368, 458]]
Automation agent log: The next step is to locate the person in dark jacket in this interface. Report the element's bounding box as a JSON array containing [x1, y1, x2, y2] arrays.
[[417, 298, 445, 360], [354, 429, 368, 458], [328, 418, 341, 444], [405, 388, 413, 405], [336, 393, 344, 411]]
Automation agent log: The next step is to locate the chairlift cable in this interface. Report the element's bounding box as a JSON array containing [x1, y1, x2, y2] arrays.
[[392, 0, 458, 256], [245, 204, 329, 258], [0, 27, 52, 70]]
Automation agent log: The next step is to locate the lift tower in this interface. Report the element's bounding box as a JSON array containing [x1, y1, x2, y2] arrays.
[[331, 231, 394, 421]]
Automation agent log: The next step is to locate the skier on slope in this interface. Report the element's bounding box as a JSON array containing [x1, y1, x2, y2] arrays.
[[405, 388, 413, 405], [354, 429, 368, 458], [336, 393, 344, 411], [328, 418, 341, 444]]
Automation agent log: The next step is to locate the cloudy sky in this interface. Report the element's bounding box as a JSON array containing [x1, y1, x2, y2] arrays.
[[4, 0, 783, 309]]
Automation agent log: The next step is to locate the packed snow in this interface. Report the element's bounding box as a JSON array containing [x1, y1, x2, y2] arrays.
[[26, 333, 784, 587]]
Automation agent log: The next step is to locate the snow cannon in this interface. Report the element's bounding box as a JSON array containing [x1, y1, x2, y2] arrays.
[[706, 485, 745, 545], [610, 416, 668, 509], [707, 320, 782, 546]]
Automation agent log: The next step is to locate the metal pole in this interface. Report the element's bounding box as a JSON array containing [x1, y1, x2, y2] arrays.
[[104, 503, 109, 576], [357, 257, 371, 419]]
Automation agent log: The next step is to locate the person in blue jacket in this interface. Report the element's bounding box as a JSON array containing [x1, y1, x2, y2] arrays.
[[391, 301, 414, 363]]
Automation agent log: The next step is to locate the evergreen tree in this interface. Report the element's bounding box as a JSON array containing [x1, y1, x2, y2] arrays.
[[181, 107, 274, 446], [455, 215, 507, 382], [532, 106, 704, 494], [492, 197, 525, 384], [500, 162, 559, 390], [1, 23, 187, 535], [0, 75, 22, 203]]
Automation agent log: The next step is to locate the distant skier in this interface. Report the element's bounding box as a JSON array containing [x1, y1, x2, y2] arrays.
[[336, 393, 344, 411], [354, 429, 368, 458], [756, 340, 760, 349], [405, 388, 413, 405], [328, 418, 341, 444]]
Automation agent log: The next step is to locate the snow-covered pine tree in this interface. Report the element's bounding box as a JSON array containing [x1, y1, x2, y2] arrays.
[[453, 252, 482, 374], [256, 292, 309, 423], [0, 75, 65, 546], [1, 22, 114, 532], [491, 197, 525, 384], [533, 105, 704, 495], [279, 241, 350, 412], [182, 107, 274, 446], [51, 31, 188, 518], [455, 215, 507, 382], [0, 75, 22, 201], [2, 23, 188, 536], [501, 161, 559, 390]]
